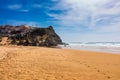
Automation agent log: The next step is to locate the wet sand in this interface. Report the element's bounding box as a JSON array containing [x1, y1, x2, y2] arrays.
[[0, 46, 120, 80]]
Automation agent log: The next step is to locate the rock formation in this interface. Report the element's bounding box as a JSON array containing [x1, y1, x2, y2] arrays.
[[0, 25, 62, 47]]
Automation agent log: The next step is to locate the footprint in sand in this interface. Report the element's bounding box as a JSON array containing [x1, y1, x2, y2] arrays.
[[94, 67, 97, 69], [97, 70, 100, 72], [103, 73, 106, 75], [107, 76, 111, 79], [87, 65, 90, 67], [80, 61, 112, 80], [72, 78, 76, 80], [95, 68, 111, 79], [83, 63, 91, 68], [82, 62, 112, 80]]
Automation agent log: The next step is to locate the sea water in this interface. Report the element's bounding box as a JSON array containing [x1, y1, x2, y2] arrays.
[[60, 42, 120, 54]]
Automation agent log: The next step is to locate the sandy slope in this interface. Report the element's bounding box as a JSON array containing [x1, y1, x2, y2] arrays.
[[0, 46, 120, 80]]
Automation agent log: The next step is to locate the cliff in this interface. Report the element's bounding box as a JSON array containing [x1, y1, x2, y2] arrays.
[[0, 25, 62, 47]]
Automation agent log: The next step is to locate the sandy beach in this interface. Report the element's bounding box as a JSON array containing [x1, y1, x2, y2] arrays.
[[0, 46, 120, 80]]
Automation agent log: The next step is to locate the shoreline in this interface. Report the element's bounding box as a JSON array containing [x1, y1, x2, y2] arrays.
[[0, 45, 120, 62], [0, 45, 120, 61], [59, 45, 120, 54]]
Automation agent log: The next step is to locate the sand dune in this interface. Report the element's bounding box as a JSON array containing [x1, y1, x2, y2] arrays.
[[0, 46, 120, 80]]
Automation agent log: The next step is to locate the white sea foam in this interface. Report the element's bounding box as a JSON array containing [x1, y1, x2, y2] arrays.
[[59, 42, 120, 54], [69, 42, 120, 47]]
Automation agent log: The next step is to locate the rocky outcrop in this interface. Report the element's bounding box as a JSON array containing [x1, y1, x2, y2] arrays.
[[0, 25, 62, 47]]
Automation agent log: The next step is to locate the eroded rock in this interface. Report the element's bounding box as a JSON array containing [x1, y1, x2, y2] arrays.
[[0, 25, 62, 47]]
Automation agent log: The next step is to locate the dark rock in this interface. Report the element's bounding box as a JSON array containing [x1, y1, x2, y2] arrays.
[[0, 25, 62, 47]]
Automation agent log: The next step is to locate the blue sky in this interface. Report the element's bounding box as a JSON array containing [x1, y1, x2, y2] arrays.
[[0, 0, 120, 42]]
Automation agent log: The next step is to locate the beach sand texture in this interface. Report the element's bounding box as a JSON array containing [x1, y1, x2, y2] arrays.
[[0, 46, 120, 80]]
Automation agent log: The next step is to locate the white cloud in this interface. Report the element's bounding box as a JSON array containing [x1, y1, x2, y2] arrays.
[[6, 20, 41, 27], [7, 3, 42, 12], [8, 4, 22, 10], [99, 22, 120, 32], [47, 0, 120, 32], [20, 9, 29, 12], [7, 4, 30, 12]]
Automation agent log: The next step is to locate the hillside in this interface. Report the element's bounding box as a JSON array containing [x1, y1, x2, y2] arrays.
[[0, 25, 62, 46]]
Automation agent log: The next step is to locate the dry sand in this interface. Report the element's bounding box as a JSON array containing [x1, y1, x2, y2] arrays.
[[0, 46, 120, 80]]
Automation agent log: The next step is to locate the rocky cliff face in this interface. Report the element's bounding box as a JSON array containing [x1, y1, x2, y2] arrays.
[[0, 25, 62, 47]]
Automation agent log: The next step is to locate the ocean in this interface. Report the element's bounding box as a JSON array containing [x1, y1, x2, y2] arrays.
[[59, 42, 120, 54]]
